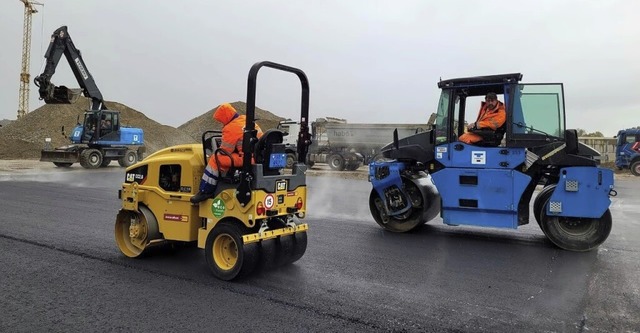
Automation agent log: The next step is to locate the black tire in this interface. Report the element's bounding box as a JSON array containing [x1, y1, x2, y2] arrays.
[[328, 154, 345, 171], [79, 149, 103, 169], [204, 222, 258, 281], [53, 162, 72, 168], [533, 184, 557, 226], [540, 199, 612, 252], [118, 150, 138, 167], [286, 153, 296, 169], [100, 158, 111, 167], [631, 160, 640, 176]]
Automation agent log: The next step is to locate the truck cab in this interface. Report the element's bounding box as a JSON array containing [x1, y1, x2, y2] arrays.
[[615, 128, 640, 176]]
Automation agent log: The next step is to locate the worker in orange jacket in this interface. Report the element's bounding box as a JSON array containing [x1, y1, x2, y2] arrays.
[[459, 92, 506, 145], [191, 103, 263, 203]]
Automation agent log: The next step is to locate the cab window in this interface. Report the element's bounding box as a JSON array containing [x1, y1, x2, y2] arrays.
[[159, 164, 181, 192]]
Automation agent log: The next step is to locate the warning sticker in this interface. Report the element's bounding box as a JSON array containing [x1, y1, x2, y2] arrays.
[[211, 198, 226, 218], [264, 194, 275, 209], [436, 146, 447, 153], [471, 151, 486, 165]]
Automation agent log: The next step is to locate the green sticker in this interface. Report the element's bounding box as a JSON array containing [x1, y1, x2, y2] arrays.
[[211, 198, 226, 218]]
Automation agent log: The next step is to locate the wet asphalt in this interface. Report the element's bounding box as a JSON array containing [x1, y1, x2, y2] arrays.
[[0, 167, 638, 332]]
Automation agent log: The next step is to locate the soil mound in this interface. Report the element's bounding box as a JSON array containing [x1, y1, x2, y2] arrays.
[[0, 97, 195, 159], [178, 101, 284, 141], [0, 99, 284, 160]]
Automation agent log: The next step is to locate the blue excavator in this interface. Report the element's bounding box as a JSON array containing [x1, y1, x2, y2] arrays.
[[34, 26, 144, 169]]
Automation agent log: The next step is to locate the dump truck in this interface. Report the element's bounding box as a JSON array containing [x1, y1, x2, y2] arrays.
[[279, 118, 430, 170], [34, 26, 145, 168], [369, 73, 616, 252], [614, 128, 640, 176]]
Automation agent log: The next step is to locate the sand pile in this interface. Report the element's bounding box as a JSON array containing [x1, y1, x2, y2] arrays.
[[0, 98, 284, 159]]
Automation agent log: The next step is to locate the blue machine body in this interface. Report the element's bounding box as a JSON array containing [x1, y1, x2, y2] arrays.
[[430, 144, 531, 229], [69, 125, 144, 146], [615, 128, 640, 170], [546, 167, 613, 218]]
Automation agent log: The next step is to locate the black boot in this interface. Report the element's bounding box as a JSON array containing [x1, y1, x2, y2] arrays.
[[190, 190, 214, 204]]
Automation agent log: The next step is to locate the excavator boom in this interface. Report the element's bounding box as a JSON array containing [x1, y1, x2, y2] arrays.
[[33, 26, 105, 110]]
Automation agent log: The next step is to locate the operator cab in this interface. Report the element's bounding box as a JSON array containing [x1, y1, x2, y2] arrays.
[[81, 110, 120, 142], [435, 73, 568, 148]]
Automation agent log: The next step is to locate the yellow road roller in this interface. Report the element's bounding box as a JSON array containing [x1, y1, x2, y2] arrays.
[[115, 61, 313, 280]]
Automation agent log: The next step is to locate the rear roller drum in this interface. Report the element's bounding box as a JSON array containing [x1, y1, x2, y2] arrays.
[[540, 199, 612, 252], [205, 222, 259, 281], [115, 205, 162, 258], [274, 235, 295, 267], [533, 184, 557, 227], [257, 238, 278, 271], [290, 231, 308, 264]]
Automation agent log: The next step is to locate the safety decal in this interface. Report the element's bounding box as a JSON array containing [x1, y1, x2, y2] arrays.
[[211, 198, 226, 218], [286, 191, 296, 197], [164, 214, 188, 222], [436, 152, 443, 159], [436, 146, 447, 153], [264, 194, 275, 209], [471, 151, 486, 165]]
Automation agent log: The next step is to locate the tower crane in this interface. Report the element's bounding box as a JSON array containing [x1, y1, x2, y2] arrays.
[[17, 0, 43, 119]]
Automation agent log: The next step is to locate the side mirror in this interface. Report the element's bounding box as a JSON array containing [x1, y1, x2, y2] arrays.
[[565, 129, 579, 155]]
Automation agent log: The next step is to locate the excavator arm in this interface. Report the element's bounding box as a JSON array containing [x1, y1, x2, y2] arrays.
[[34, 26, 105, 111]]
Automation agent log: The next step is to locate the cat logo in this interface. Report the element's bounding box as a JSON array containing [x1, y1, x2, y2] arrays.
[[276, 180, 287, 191]]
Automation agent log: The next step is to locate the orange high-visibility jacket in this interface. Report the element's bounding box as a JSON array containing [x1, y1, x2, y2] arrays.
[[208, 103, 263, 171], [475, 100, 506, 130], [459, 101, 506, 144]]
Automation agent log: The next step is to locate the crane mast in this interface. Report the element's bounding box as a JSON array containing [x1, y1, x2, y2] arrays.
[[17, 0, 43, 119]]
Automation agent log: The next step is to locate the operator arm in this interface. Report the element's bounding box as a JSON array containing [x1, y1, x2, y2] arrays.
[[33, 26, 105, 110]]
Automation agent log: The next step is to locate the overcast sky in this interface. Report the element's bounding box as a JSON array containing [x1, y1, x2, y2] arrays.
[[1, 0, 638, 136]]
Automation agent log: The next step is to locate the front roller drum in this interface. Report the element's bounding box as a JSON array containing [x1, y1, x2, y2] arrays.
[[540, 198, 612, 252], [368, 173, 440, 233], [205, 222, 259, 281], [115, 205, 163, 258], [369, 188, 424, 232]]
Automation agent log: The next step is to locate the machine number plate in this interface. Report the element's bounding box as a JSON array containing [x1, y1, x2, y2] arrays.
[[269, 153, 287, 168]]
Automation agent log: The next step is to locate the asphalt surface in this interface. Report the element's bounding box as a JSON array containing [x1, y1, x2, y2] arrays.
[[0, 166, 639, 332]]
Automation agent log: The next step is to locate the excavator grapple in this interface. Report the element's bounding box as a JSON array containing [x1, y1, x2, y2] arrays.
[[115, 61, 313, 280]]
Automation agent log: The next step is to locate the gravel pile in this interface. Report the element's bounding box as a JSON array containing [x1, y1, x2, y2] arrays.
[[178, 101, 284, 141], [0, 99, 283, 159]]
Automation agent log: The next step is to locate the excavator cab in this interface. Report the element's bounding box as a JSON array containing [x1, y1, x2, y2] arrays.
[[369, 73, 615, 252], [115, 61, 312, 280]]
